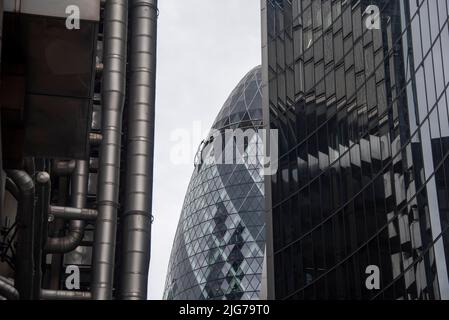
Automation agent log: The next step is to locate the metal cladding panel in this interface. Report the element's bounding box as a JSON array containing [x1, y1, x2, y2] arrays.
[[22, 14, 97, 99], [20, 14, 98, 159], [24, 94, 91, 159]]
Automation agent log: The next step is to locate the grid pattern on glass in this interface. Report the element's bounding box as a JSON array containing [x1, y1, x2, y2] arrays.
[[163, 67, 266, 300], [263, 0, 449, 300]]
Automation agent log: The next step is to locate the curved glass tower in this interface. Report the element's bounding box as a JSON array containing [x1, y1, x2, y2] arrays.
[[163, 66, 266, 300]]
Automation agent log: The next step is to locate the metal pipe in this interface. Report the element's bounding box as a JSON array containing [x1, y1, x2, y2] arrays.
[[119, 0, 157, 300], [0, 0, 3, 70], [89, 133, 103, 146], [92, 0, 128, 300], [6, 170, 35, 300], [49, 205, 98, 221], [45, 160, 89, 253], [0, 276, 19, 300], [96, 63, 104, 77], [0, 0, 3, 228], [40, 289, 91, 301], [48, 176, 68, 289], [5, 177, 19, 199], [52, 160, 76, 176], [34, 170, 51, 300]]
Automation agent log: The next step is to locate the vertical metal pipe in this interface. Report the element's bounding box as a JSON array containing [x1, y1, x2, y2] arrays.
[[0, 0, 3, 68], [119, 0, 157, 300], [0, 0, 4, 225], [33, 170, 50, 299], [92, 0, 128, 300]]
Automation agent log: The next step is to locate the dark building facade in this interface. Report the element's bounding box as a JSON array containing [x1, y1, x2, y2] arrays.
[[164, 66, 266, 300], [262, 0, 449, 299]]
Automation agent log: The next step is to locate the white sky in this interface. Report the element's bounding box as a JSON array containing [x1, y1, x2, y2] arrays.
[[148, 0, 262, 299]]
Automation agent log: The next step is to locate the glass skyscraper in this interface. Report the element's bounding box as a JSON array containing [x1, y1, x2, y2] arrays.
[[262, 0, 449, 299], [164, 67, 266, 300]]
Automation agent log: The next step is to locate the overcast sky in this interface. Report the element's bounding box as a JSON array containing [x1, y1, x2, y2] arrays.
[[148, 0, 262, 299]]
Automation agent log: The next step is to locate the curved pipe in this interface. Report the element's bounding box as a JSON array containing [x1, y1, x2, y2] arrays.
[[119, 0, 157, 300], [0, 276, 19, 300], [5, 177, 19, 199], [45, 160, 89, 253], [6, 170, 35, 300], [92, 0, 128, 300], [45, 220, 84, 254]]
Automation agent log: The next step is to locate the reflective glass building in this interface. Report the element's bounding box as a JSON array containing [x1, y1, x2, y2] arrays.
[[163, 67, 266, 300], [262, 0, 449, 299]]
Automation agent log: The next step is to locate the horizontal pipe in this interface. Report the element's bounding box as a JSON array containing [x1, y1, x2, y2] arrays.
[[89, 133, 103, 146], [40, 289, 91, 300], [52, 160, 76, 176], [49, 205, 98, 221], [96, 63, 104, 76]]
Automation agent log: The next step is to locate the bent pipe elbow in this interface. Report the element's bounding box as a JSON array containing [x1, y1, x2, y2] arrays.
[[45, 220, 85, 254], [0, 276, 19, 300], [5, 177, 19, 199], [6, 170, 34, 196]]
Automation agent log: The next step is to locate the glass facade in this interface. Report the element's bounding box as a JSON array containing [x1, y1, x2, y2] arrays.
[[262, 0, 449, 299], [163, 67, 266, 300]]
